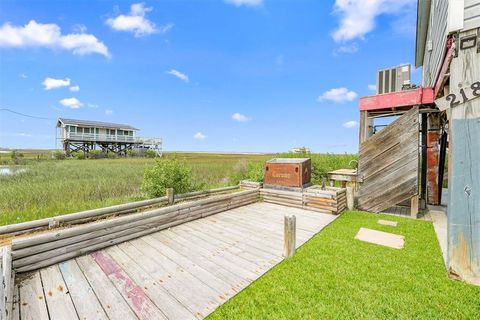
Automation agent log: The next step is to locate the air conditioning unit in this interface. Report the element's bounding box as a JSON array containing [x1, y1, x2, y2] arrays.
[[376, 64, 411, 95]]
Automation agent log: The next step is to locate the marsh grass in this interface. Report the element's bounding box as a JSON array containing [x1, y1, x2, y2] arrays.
[[0, 152, 356, 225]]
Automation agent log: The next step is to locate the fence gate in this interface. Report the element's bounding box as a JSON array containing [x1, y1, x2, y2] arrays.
[[357, 106, 420, 213]]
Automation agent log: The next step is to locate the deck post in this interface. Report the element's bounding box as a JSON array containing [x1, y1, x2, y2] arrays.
[[166, 188, 175, 205], [283, 215, 296, 258], [346, 186, 354, 210], [410, 195, 419, 218]]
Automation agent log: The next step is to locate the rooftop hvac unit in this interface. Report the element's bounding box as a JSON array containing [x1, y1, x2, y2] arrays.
[[376, 64, 411, 95]]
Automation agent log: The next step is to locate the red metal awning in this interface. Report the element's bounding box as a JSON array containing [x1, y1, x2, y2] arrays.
[[359, 87, 434, 111]]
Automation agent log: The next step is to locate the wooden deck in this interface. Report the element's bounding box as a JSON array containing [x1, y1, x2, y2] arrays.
[[13, 202, 337, 320]]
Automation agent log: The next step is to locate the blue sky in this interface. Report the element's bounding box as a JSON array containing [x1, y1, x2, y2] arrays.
[[0, 0, 420, 152]]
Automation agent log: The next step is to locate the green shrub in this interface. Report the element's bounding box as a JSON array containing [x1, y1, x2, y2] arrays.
[[88, 150, 105, 159], [71, 151, 86, 160], [127, 149, 138, 157], [10, 150, 25, 165], [144, 149, 157, 158], [107, 152, 117, 159], [230, 161, 265, 184], [52, 151, 66, 160], [141, 158, 195, 197], [10, 150, 24, 159]]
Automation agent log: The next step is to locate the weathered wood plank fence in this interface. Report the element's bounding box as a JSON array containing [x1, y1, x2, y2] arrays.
[[10, 189, 259, 273], [0, 186, 239, 238]]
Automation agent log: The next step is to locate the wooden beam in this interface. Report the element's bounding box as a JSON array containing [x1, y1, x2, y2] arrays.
[[360, 87, 434, 111]]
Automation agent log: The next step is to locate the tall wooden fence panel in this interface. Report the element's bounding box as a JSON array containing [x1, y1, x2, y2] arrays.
[[357, 106, 420, 213]]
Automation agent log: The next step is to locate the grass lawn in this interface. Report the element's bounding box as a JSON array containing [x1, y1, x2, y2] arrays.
[[208, 211, 480, 319]]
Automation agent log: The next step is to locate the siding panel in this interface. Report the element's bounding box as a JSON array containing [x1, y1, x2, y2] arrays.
[[422, 0, 449, 87], [464, 0, 480, 30]]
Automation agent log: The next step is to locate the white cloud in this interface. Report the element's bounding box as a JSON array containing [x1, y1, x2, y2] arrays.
[[232, 112, 250, 122], [69, 85, 80, 92], [331, 0, 415, 43], [193, 132, 206, 140], [60, 97, 82, 109], [368, 84, 376, 91], [106, 3, 172, 37], [42, 77, 70, 90], [337, 43, 358, 54], [166, 69, 189, 82], [0, 20, 110, 57], [72, 24, 87, 33], [87, 103, 99, 108], [343, 120, 359, 128], [317, 87, 358, 103], [19, 73, 27, 79], [105, 109, 113, 115], [225, 0, 263, 7]]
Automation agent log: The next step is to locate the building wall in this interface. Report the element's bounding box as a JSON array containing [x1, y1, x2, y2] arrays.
[[464, 0, 480, 30], [422, 0, 449, 87]]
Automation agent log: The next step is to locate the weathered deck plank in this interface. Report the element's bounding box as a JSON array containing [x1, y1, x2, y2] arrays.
[[40, 265, 79, 320], [75, 255, 138, 320], [15, 202, 338, 319], [58, 260, 108, 320], [18, 271, 50, 320]]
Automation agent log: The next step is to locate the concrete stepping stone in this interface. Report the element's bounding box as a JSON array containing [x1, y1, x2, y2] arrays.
[[355, 227, 404, 249], [377, 219, 398, 227]]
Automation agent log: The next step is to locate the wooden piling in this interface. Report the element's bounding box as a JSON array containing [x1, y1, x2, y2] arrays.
[[410, 195, 419, 218], [166, 188, 175, 205], [283, 215, 296, 258], [346, 186, 354, 210]]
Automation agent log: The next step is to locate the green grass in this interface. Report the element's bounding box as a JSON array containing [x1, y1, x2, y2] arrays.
[[208, 212, 480, 319], [0, 152, 357, 226]]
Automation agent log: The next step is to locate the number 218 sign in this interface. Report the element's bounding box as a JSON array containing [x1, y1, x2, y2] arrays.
[[435, 81, 480, 111]]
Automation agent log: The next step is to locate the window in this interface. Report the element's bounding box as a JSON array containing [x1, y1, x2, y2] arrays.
[[96, 128, 99, 134], [69, 126, 76, 133], [77, 127, 83, 134], [84, 128, 90, 134]]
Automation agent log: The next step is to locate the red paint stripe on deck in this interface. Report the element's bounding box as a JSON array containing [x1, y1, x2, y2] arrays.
[[91, 251, 164, 320]]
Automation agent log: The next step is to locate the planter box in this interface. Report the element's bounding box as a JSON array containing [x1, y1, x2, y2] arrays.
[[303, 186, 347, 214]]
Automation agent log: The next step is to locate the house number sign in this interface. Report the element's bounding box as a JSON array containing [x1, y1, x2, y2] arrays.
[[435, 81, 480, 111]]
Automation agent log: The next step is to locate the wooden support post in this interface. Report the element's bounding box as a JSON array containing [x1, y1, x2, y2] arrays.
[[359, 111, 374, 144], [447, 29, 480, 286], [346, 186, 354, 210], [410, 195, 419, 219], [166, 188, 175, 205], [283, 215, 296, 258]]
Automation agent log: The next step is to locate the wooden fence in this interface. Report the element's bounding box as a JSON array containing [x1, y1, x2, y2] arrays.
[[10, 189, 259, 273], [260, 187, 346, 215], [0, 186, 239, 238]]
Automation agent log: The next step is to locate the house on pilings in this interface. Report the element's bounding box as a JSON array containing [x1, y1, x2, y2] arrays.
[[56, 118, 162, 156], [356, 0, 480, 286]]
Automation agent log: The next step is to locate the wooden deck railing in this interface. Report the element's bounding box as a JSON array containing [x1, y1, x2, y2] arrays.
[[64, 132, 161, 145]]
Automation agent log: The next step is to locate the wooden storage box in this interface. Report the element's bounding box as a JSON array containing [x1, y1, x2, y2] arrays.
[[264, 158, 311, 188]]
